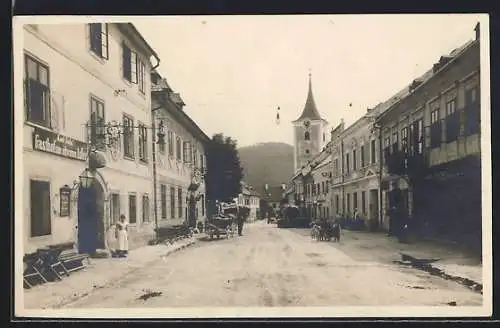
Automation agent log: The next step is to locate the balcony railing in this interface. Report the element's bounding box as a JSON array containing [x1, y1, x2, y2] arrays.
[[386, 149, 428, 181]]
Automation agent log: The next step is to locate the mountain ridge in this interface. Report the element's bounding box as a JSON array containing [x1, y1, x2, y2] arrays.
[[237, 142, 294, 192]]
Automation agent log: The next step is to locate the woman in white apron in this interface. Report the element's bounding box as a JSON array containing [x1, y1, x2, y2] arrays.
[[115, 215, 129, 257]]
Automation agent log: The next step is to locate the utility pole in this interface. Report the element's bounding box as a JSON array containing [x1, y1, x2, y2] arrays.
[[151, 108, 160, 240]]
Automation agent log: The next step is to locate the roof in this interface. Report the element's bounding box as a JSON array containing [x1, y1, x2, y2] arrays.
[[293, 74, 325, 122], [376, 38, 477, 124], [117, 24, 160, 65], [170, 92, 185, 107], [152, 75, 211, 144], [240, 182, 261, 197]]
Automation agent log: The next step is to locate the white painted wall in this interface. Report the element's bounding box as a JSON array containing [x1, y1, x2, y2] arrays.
[[21, 23, 155, 253]]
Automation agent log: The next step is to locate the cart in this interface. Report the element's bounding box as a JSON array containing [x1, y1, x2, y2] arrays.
[[206, 215, 237, 240]]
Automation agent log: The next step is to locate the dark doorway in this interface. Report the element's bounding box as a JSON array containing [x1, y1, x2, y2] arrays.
[[188, 195, 197, 227], [388, 187, 408, 235], [77, 179, 105, 254], [369, 189, 379, 229]]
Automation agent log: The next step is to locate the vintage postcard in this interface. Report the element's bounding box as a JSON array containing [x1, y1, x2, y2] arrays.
[[13, 14, 492, 319]]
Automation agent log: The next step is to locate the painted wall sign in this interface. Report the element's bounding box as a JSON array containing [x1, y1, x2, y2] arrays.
[[32, 127, 88, 161]]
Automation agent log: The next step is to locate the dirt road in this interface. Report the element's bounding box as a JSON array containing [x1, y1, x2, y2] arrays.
[[64, 221, 482, 308]]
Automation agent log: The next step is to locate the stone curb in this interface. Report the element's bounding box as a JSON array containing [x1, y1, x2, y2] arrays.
[[46, 238, 198, 309], [397, 252, 482, 294]]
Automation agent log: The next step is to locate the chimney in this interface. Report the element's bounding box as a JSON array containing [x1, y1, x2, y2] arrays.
[[475, 22, 480, 40]]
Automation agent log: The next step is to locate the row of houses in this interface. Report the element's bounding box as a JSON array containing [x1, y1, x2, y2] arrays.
[[20, 23, 211, 255], [284, 23, 482, 248]]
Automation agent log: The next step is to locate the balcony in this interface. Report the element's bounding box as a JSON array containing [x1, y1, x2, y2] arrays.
[[386, 150, 406, 176], [385, 150, 429, 182]]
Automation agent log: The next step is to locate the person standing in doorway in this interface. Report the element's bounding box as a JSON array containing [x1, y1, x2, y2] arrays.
[[115, 215, 129, 258]]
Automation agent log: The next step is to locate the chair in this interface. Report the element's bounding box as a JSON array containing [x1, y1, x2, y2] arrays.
[[23, 252, 49, 289], [47, 247, 69, 278], [59, 251, 90, 274], [36, 248, 63, 282]]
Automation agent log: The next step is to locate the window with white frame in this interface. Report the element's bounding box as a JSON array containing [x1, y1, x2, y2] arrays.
[[90, 96, 106, 150], [168, 131, 174, 157], [370, 139, 376, 164], [24, 54, 51, 128], [360, 145, 365, 167], [123, 114, 135, 159], [183, 141, 191, 163], [160, 184, 167, 220], [170, 187, 176, 219], [122, 42, 137, 84], [142, 194, 150, 222], [89, 23, 109, 59], [137, 59, 146, 94], [352, 149, 357, 171], [176, 137, 182, 161], [138, 123, 148, 162], [129, 194, 137, 224]]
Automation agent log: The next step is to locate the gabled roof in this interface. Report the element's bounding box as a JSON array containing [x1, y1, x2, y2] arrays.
[[293, 74, 324, 122]]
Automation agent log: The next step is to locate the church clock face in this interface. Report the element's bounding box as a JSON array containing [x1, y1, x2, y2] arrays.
[[303, 120, 311, 128]]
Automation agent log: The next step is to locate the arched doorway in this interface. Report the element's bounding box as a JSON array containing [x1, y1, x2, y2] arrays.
[[77, 176, 106, 254]]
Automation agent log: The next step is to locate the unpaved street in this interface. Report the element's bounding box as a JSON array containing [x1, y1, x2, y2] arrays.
[[65, 221, 482, 308]]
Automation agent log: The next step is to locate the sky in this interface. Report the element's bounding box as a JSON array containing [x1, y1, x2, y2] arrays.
[[133, 14, 483, 148]]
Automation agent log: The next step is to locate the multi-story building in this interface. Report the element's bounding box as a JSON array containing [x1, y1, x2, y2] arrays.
[[235, 182, 261, 222], [20, 23, 160, 254], [332, 113, 381, 229], [306, 149, 332, 220], [376, 24, 481, 248], [151, 71, 210, 228]]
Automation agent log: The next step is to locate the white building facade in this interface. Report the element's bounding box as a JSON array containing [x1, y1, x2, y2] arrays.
[[236, 183, 261, 222], [20, 23, 160, 254], [151, 73, 210, 228]]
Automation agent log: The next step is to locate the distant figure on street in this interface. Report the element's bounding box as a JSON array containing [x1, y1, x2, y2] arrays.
[[237, 212, 245, 236], [114, 215, 129, 258], [388, 206, 397, 237], [332, 217, 342, 242]]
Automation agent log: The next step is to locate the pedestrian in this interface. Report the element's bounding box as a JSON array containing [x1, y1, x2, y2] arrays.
[[237, 208, 248, 236], [115, 214, 129, 258]]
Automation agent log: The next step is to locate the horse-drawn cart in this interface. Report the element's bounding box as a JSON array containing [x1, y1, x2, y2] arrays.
[[206, 215, 237, 240]]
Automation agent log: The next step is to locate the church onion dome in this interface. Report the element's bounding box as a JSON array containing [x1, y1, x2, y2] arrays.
[[293, 73, 326, 122]]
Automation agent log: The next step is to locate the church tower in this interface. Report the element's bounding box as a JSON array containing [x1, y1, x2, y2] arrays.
[[292, 73, 329, 172]]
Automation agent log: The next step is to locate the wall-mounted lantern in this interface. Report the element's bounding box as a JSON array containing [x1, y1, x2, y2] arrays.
[[79, 168, 94, 189]]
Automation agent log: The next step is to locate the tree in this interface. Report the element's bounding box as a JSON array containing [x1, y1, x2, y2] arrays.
[[205, 133, 244, 205]]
